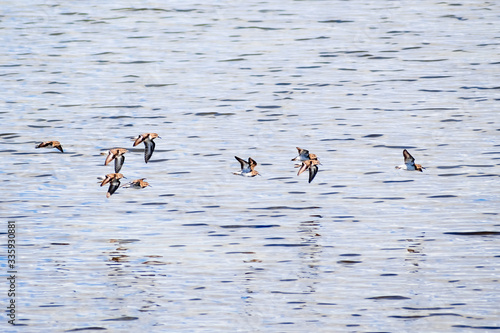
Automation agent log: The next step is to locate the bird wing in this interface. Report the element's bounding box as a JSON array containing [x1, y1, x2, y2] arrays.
[[144, 140, 155, 163], [100, 175, 112, 186], [308, 164, 318, 183], [297, 161, 309, 176], [234, 156, 248, 170], [403, 149, 415, 164], [104, 151, 116, 166], [107, 179, 121, 197], [133, 134, 145, 147], [36, 142, 49, 148], [115, 155, 125, 173], [300, 149, 310, 160]]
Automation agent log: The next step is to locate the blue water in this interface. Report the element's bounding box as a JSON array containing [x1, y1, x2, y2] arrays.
[[1, 0, 499, 332]]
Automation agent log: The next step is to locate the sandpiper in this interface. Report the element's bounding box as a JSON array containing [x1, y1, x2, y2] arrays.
[[291, 147, 310, 162], [100, 173, 124, 198], [122, 178, 150, 189], [133, 133, 160, 163], [104, 148, 127, 173], [395, 149, 425, 172], [297, 153, 321, 183], [35, 141, 63, 153], [234, 156, 260, 177]]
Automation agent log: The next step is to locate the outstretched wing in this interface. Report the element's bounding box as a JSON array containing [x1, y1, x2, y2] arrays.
[[107, 179, 121, 197], [403, 149, 415, 164], [115, 155, 125, 173], [308, 164, 318, 183], [144, 140, 155, 163], [297, 161, 309, 176], [292, 147, 309, 161], [133, 134, 145, 147], [104, 151, 115, 166], [100, 175, 112, 187], [235, 156, 247, 170]]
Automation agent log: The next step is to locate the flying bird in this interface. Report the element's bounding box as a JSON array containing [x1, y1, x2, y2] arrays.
[[291, 147, 310, 162], [133, 133, 160, 163], [100, 173, 124, 198], [104, 148, 127, 173], [234, 156, 260, 177], [297, 153, 321, 183], [36, 141, 63, 153], [122, 178, 150, 189], [395, 149, 425, 172]]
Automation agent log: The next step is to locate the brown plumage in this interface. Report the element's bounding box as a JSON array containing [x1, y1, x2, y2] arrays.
[[104, 148, 128, 173], [234, 156, 260, 177], [297, 153, 321, 183], [100, 173, 124, 198], [122, 178, 150, 189], [36, 141, 63, 153], [133, 133, 160, 163]]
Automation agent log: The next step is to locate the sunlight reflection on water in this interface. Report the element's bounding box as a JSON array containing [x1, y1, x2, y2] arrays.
[[1, 0, 499, 332]]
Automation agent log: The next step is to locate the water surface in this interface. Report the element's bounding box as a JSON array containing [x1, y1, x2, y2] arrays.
[[1, 0, 499, 332]]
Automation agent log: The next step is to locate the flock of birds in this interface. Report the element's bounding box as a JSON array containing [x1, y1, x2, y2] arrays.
[[96, 133, 161, 197], [35, 133, 159, 198], [232, 147, 321, 181], [35, 135, 425, 198]]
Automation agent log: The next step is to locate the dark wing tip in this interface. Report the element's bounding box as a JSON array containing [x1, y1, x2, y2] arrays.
[[144, 140, 155, 163], [133, 135, 143, 147], [108, 180, 121, 196], [297, 162, 308, 176], [234, 156, 246, 168], [248, 157, 257, 167], [403, 149, 414, 162], [308, 165, 318, 183], [114, 155, 124, 173]]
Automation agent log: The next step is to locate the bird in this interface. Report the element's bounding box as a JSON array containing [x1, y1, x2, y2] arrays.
[[297, 153, 321, 183], [133, 133, 160, 163], [122, 178, 150, 189], [104, 148, 127, 173], [291, 147, 310, 162], [35, 141, 63, 153], [234, 156, 260, 177], [395, 149, 425, 172], [100, 173, 124, 198]]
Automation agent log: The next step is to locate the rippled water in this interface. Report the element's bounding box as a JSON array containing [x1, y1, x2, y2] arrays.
[[1, 0, 499, 332]]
